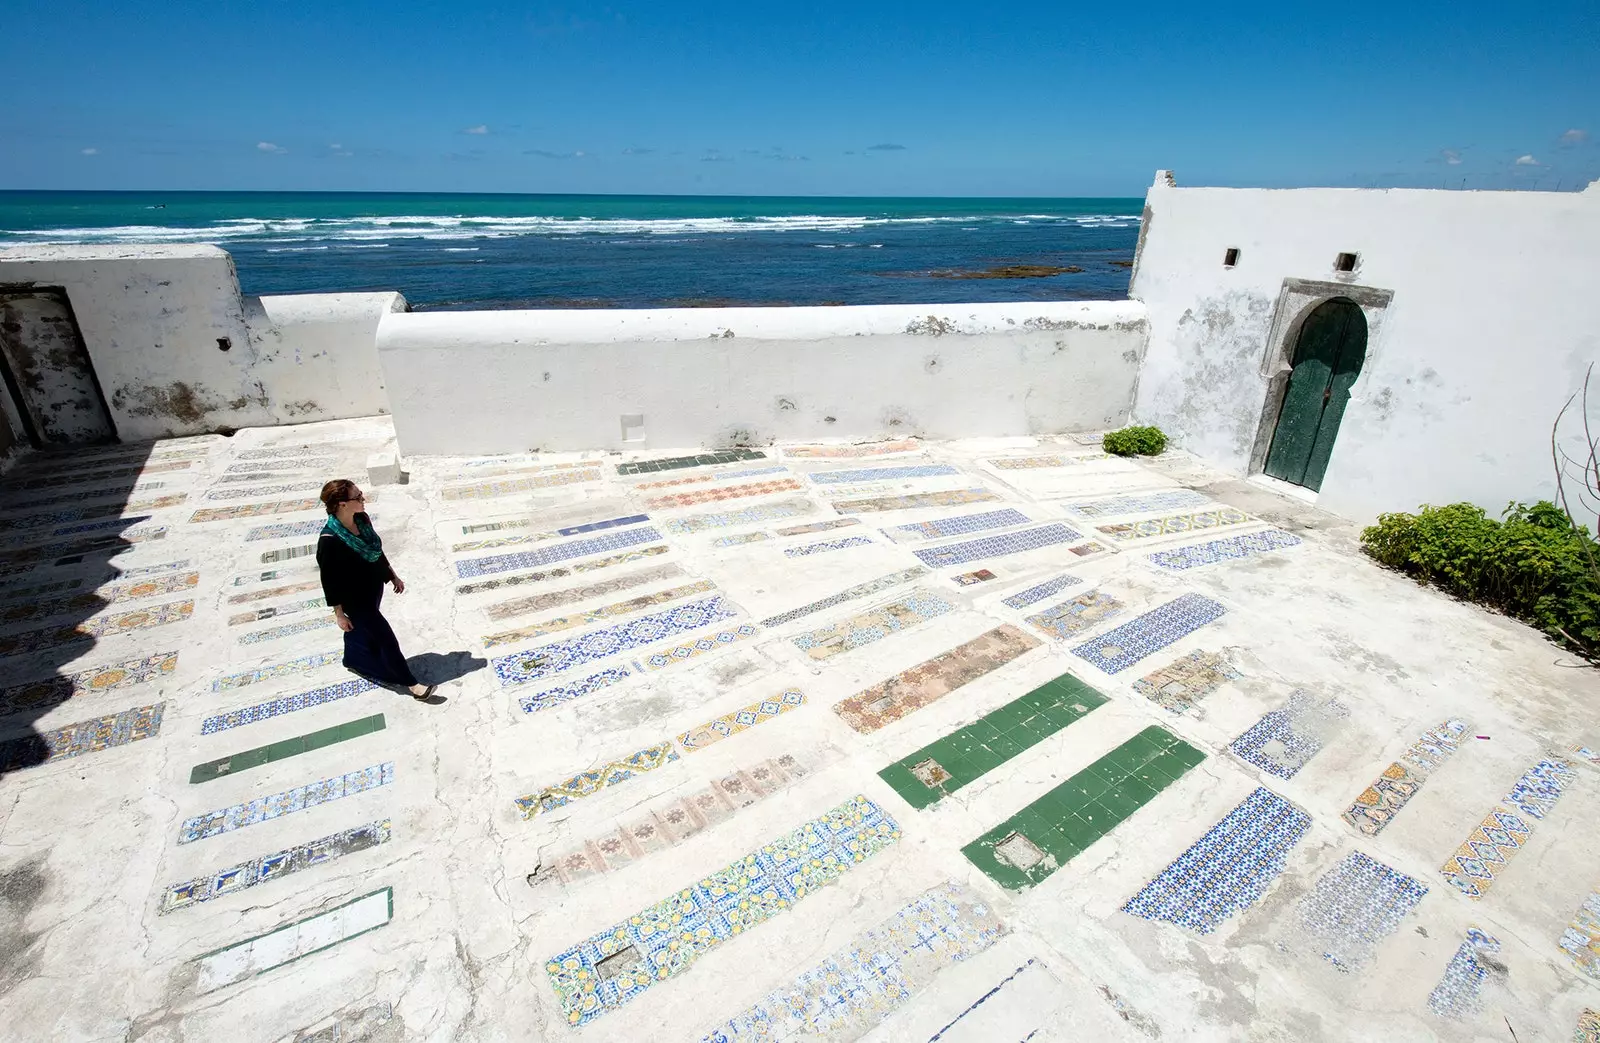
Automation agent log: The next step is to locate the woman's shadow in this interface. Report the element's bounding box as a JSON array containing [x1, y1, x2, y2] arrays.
[[370, 650, 486, 704]]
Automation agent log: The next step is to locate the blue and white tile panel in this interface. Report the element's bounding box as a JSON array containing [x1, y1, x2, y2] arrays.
[[913, 523, 1083, 568], [456, 526, 662, 579]]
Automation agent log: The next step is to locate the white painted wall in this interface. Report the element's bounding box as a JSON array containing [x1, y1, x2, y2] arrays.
[[1131, 175, 1600, 524], [376, 301, 1147, 454], [243, 291, 403, 422]]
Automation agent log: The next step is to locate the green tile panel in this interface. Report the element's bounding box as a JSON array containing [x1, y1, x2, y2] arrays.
[[616, 449, 765, 476], [962, 725, 1205, 891], [879, 672, 1109, 810], [188, 714, 386, 783]]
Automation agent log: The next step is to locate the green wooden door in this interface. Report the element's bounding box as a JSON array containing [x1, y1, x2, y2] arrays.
[[1263, 299, 1368, 491]]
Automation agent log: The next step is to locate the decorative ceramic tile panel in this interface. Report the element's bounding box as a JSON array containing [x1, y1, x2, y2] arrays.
[[1229, 690, 1350, 779], [644, 478, 803, 510], [1574, 745, 1600, 768], [518, 667, 634, 714], [451, 513, 650, 553], [544, 794, 899, 1026], [237, 445, 341, 461], [4, 480, 165, 511], [639, 624, 760, 670], [784, 439, 919, 458], [1071, 593, 1227, 674], [881, 508, 1030, 544], [238, 616, 336, 644], [1558, 884, 1600, 979], [1134, 650, 1240, 714], [0, 702, 166, 771], [784, 535, 874, 557], [232, 565, 316, 587], [0, 571, 198, 626], [179, 762, 395, 844], [831, 488, 1001, 514], [245, 519, 327, 541], [484, 581, 716, 647], [1294, 851, 1428, 971], [190, 714, 386, 784], [952, 569, 997, 586], [1002, 573, 1083, 609], [808, 464, 961, 484], [531, 755, 808, 889], [228, 597, 324, 626], [484, 563, 684, 622], [227, 579, 322, 605], [630, 465, 789, 490], [0, 651, 177, 718], [0, 498, 181, 533], [0, 599, 193, 656], [987, 455, 1072, 469], [1574, 1009, 1600, 1043], [615, 448, 766, 475], [0, 525, 168, 568], [259, 543, 318, 564], [1097, 507, 1251, 542], [205, 482, 323, 502], [1427, 927, 1502, 1019], [1066, 490, 1215, 518], [456, 545, 670, 596], [1440, 758, 1577, 898], [217, 471, 307, 484], [1122, 787, 1311, 933], [699, 882, 1006, 1042], [1148, 529, 1303, 570], [455, 526, 662, 579], [922, 957, 1064, 1043], [774, 518, 861, 536], [834, 625, 1041, 734], [1025, 590, 1124, 639], [225, 458, 334, 474], [491, 596, 739, 685], [1342, 719, 1470, 835], [677, 688, 805, 749], [758, 567, 929, 627], [119, 559, 193, 579], [662, 498, 814, 534], [711, 531, 772, 547], [0, 577, 85, 603], [49, 514, 154, 537], [6, 460, 188, 489], [439, 469, 600, 500], [194, 887, 392, 994], [914, 523, 1083, 568], [159, 820, 392, 914], [514, 740, 680, 818], [192, 500, 319, 523], [200, 678, 378, 735], [792, 591, 955, 662]]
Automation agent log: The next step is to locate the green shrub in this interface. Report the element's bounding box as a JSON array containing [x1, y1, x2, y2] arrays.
[[1361, 500, 1600, 659], [1103, 425, 1168, 456]]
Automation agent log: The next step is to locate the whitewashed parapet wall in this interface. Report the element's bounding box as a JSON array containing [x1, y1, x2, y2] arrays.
[[1131, 174, 1600, 523], [375, 301, 1148, 454]]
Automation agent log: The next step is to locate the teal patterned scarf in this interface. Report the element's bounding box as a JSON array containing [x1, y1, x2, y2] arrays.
[[324, 513, 384, 563]]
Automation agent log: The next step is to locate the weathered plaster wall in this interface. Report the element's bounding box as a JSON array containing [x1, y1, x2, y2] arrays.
[[242, 291, 404, 422], [376, 301, 1148, 454], [1131, 174, 1600, 523]]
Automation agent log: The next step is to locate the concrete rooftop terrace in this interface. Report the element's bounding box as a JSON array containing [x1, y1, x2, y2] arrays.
[[0, 418, 1597, 1043]]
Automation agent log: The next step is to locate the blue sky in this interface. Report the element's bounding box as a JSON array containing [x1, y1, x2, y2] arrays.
[[3, 0, 1596, 195]]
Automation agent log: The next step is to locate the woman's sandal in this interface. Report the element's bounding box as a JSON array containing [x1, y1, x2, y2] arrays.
[[411, 685, 437, 701]]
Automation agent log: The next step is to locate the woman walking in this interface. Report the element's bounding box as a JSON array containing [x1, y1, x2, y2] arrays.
[[317, 479, 436, 700]]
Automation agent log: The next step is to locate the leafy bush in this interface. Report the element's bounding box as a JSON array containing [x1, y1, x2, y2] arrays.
[[1361, 500, 1600, 659], [1103, 426, 1168, 456]]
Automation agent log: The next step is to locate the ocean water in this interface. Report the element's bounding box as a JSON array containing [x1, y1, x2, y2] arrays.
[[0, 191, 1141, 310]]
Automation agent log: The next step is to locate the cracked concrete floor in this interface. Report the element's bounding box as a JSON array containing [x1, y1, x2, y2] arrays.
[[0, 416, 1598, 1042]]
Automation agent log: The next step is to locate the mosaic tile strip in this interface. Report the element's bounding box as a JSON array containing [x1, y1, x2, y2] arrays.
[[832, 488, 1002, 514], [834, 625, 1041, 734], [456, 545, 670, 596], [966, 726, 1205, 890], [245, 519, 327, 541], [117, 559, 192, 579], [225, 458, 334, 474], [455, 526, 662, 579], [227, 579, 321, 605], [1122, 786, 1310, 933], [881, 508, 1030, 544], [1342, 719, 1470, 835], [0, 701, 165, 771], [160, 820, 391, 914], [180, 762, 395, 844], [677, 688, 805, 749], [774, 518, 861, 536], [914, 523, 1083, 568], [451, 513, 650, 553], [1149, 529, 1303, 571], [1559, 885, 1600, 980], [640, 624, 760, 670], [6, 460, 190, 489], [205, 482, 323, 502], [0, 525, 167, 567], [237, 445, 340, 461], [758, 567, 929, 627], [190, 714, 386, 784], [784, 535, 874, 557], [0, 599, 193, 657], [711, 531, 771, 547], [49, 514, 154, 537], [1067, 489, 1215, 518], [1574, 745, 1600, 768], [228, 597, 325, 626], [792, 590, 955, 661], [515, 740, 680, 818], [1427, 927, 1501, 1020], [988, 455, 1081, 469], [923, 957, 1063, 1043], [232, 565, 316, 587], [1229, 690, 1350, 779], [484, 580, 716, 647], [3, 480, 165, 511], [1071, 593, 1227, 674], [518, 667, 634, 714], [491, 595, 738, 686], [238, 616, 336, 645], [1295, 851, 1428, 971], [211, 651, 343, 693], [192, 499, 319, 523], [700, 882, 1005, 1042], [440, 468, 601, 500], [531, 755, 809, 889], [1098, 507, 1251, 542], [0, 651, 176, 719], [484, 563, 684, 622], [260, 543, 318, 564], [644, 478, 803, 510], [200, 678, 379, 735], [0, 576, 85, 603], [1575, 1009, 1600, 1043], [880, 671, 1107, 809], [953, 569, 997, 585], [633, 465, 790, 490], [1003, 573, 1083, 609], [808, 463, 961, 484], [784, 439, 919, 458], [1134, 650, 1240, 714], [1026, 590, 1124, 639], [662, 497, 814, 534], [615, 448, 765, 475], [544, 794, 898, 1026], [0, 571, 198, 626], [0, 498, 179, 533], [195, 887, 392, 994], [217, 471, 306, 485], [1440, 758, 1577, 898]]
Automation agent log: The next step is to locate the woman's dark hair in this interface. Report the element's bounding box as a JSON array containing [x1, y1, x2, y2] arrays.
[[321, 479, 359, 515]]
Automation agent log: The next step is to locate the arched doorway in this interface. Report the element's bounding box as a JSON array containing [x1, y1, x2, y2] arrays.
[[1263, 298, 1368, 491]]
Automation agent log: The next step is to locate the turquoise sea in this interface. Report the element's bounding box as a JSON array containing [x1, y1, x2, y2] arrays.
[[0, 191, 1142, 310]]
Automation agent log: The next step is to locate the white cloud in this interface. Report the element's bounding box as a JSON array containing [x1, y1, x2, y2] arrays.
[[257, 141, 288, 154], [462, 125, 489, 135], [1560, 128, 1589, 145], [1515, 154, 1540, 166], [329, 143, 342, 149], [1440, 148, 1462, 165], [80, 147, 98, 156]]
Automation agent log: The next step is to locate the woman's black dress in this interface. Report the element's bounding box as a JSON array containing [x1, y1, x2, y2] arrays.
[[317, 517, 418, 688]]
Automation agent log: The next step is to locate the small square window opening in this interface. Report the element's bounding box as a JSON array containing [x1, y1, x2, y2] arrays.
[[1223, 248, 1240, 268], [1335, 252, 1359, 273]]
